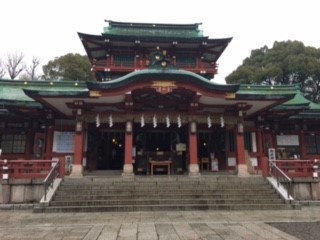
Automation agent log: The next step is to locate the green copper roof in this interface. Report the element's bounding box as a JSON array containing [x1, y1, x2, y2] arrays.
[[0, 80, 35, 102], [271, 90, 320, 113], [281, 90, 311, 106], [308, 101, 320, 111], [86, 68, 239, 92], [268, 89, 320, 119], [0, 79, 87, 102], [103, 20, 203, 38], [236, 84, 298, 100], [289, 98, 320, 119], [271, 90, 311, 111], [0, 100, 41, 108]]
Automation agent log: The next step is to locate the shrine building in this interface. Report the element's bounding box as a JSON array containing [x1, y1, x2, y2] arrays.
[[1, 20, 320, 178]]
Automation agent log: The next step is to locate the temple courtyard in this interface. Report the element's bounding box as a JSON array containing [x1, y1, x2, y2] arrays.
[[0, 206, 320, 239]]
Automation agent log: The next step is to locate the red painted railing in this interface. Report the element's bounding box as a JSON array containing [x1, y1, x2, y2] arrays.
[[0, 158, 65, 180], [273, 159, 318, 178], [93, 60, 217, 74]]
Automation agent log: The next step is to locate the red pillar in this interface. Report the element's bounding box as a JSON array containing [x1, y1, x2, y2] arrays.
[[236, 132, 246, 165], [236, 123, 248, 176], [71, 131, 84, 177], [44, 127, 54, 160], [189, 133, 198, 164], [123, 121, 134, 176], [299, 131, 306, 159], [124, 132, 133, 165], [188, 121, 200, 176], [256, 130, 264, 170], [261, 156, 270, 178], [256, 130, 264, 155]]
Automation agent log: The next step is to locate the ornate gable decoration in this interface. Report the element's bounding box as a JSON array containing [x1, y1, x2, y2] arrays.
[[151, 81, 177, 94], [150, 47, 171, 69]]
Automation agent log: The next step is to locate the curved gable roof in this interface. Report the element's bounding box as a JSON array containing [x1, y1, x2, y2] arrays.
[[86, 68, 239, 92]]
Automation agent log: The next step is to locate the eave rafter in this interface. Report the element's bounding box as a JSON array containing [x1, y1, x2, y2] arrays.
[[189, 92, 202, 109], [124, 92, 133, 110], [202, 48, 223, 56], [87, 45, 107, 52], [5, 105, 43, 117]]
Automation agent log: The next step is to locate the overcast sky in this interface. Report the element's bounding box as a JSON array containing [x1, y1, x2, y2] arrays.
[[1, 0, 319, 83]]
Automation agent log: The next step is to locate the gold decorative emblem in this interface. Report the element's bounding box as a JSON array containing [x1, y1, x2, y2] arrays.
[[225, 92, 236, 99], [90, 91, 101, 97], [151, 81, 177, 94], [150, 47, 171, 68]]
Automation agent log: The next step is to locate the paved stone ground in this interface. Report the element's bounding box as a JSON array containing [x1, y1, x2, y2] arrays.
[[0, 207, 320, 239], [268, 222, 320, 240]]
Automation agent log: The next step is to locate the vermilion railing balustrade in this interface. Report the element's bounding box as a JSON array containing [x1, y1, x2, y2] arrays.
[[93, 59, 217, 74], [0, 159, 65, 180], [273, 159, 319, 178]]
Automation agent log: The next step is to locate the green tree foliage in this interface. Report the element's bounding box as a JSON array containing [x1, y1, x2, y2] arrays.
[[226, 41, 320, 102], [42, 53, 95, 81]]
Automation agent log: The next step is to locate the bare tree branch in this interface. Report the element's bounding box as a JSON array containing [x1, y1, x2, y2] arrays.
[[18, 73, 31, 81], [0, 60, 6, 78], [6, 52, 25, 80], [25, 56, 40, 80]]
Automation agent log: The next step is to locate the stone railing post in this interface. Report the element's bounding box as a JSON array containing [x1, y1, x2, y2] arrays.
[[1, 159, 10, 204]]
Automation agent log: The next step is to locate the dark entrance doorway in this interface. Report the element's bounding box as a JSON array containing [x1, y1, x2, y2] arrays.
[[133, 124, 188, 174], [198, 126, 226, 171], [87, 125, 124, 170]]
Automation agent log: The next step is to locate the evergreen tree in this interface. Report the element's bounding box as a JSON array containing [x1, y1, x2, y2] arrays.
[[226, 41, 320, 102]]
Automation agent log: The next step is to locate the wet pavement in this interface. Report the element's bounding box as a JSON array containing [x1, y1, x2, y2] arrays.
[[268, 221, 320, 240], [1, 206, 320, 239]]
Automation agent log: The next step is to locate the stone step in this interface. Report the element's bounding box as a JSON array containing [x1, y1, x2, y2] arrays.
[[63, 177, 267, 184], [35, 175, 298, 213], [53, 193, 280, 201], [54, 188, 277, 196], [56, 187, 273, 194], [66, 175, 264, 180], [60, 183, 269, 188], [58, 183, 271, 189], [50, 198, 285, 207], [34, 203, 300, 213]]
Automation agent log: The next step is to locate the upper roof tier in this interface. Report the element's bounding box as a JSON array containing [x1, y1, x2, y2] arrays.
[[78, 20, 232, 63], [103, 20, 204, 38]]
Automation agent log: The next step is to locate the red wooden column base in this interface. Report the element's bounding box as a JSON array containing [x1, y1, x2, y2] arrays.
[[236, 131, 249, 177], [261, 156, 270, 178], [188, 123, 200, 177], [256, 130, 264, 171], [70, 131, 84, 177], [123, 129, 134, 177]]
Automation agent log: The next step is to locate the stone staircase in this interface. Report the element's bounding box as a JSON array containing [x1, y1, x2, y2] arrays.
[[33, 175, 300, 213]]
